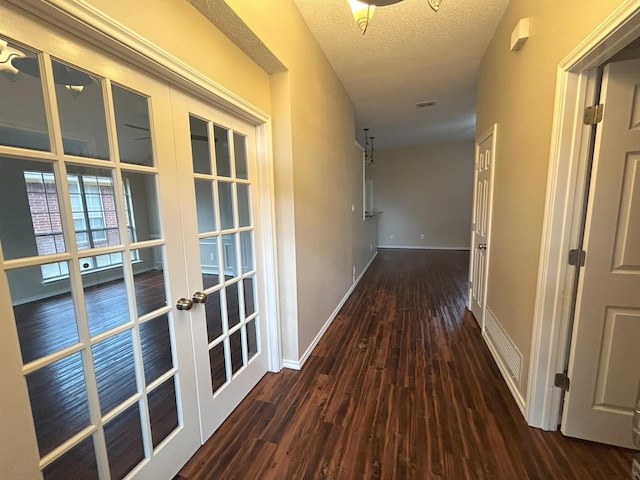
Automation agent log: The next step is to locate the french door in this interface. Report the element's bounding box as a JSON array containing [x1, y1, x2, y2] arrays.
[[171, 89, 270, 442], [0, 8, 270, 480]]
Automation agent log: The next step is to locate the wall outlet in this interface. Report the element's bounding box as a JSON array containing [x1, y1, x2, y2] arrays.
[[370, 244, 373, 251], [390, 235, 394, 240], [420, 234, 424, 240]]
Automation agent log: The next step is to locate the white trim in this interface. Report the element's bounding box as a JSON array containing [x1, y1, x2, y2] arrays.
[[483, 309, 527, 415], [527, 0, 640, 430], [257, 119, 283, 373], [377, 246, 470, 251], [11, 0, 271, 125], [283, 251, 379, 370]]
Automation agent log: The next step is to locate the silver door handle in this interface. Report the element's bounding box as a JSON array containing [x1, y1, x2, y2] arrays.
[[176, 298, 194, 310], [478, 244, 487, 250], [192, 291, 208, 304]]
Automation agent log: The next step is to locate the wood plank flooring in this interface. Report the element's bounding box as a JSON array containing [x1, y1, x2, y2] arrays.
[[177, 249, 636, 480]]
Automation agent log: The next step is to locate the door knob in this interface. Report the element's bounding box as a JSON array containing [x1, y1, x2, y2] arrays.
[[478, 243, 487, 250], [176, 298, 194, 310], [192, 291, 208, 304]]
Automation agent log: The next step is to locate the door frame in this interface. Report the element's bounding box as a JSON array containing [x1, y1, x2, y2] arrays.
[[5, 0, 283, 375], [527, 0, 640, 430], [468, 124, 497, 331]]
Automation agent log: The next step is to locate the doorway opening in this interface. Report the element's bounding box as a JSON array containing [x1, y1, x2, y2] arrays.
[[527, 0, 640, 442]]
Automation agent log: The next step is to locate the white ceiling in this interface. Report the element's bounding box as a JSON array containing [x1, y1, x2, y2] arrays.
[[292, 0, 510, 149]]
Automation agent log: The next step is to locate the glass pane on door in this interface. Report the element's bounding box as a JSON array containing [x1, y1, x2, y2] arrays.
[[0, 36, 50, 151], [52, 60, 109, 159], [104, 403, 145, 480], [25, 352, 90, 457], [81, 253, 130, 336], [190, 115, 211, 175], [42, 435, 99, 480], [92, 330, 137, 415], [65, 165, 121, 250], [0, 157, 64, 261], [148, 378, 179, 448], [214, 125, 230, 177], [233, 132, 248, 180], [112, 84, 153, 166], [8, 261, 78, 364], [121, 171, 161, 242]]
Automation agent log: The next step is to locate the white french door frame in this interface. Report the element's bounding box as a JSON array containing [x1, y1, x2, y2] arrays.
[[527, 1, 640, 430], [4, 0, 283, 374]]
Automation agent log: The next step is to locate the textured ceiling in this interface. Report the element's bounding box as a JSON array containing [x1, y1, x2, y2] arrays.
[[189, 0, 287, 75], [292, 0, 509, 148]]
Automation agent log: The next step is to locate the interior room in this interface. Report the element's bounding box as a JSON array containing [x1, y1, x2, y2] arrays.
[[0, 0, 639, 479]]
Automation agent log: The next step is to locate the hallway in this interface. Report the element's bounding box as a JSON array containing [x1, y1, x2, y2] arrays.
[[177, 249, 635, 479]]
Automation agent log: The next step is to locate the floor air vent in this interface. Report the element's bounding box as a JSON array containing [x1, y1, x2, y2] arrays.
[[485, 308, 523, 389]]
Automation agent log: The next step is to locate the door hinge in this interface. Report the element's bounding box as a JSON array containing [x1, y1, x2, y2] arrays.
[[583, 104, 604, 125], [554, 373, 570, 391], [568, 249, 586, 266]]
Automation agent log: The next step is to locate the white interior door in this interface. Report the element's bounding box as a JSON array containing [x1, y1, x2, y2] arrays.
[[562, 58, 640, 448], [0, 18, 208, 479], [468, 125, 496, 327], [171, 89, 270, 442]]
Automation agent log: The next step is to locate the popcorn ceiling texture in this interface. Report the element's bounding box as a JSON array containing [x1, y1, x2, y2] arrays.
[[292, 0, 509, 148], [188, 0, 287, 75], [187, 0, 508, 149]]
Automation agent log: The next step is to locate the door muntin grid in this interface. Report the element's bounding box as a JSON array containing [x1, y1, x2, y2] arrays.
[[188, 115, 260, 396], [0, 37, 182, 480]]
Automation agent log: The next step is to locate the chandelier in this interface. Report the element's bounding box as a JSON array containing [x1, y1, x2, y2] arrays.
[[349, 0, 443, 34]]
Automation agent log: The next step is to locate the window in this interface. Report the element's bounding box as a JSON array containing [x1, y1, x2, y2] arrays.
[[24, 171, 137, 279]]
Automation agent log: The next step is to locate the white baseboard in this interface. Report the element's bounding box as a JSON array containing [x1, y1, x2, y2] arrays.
[[483, 307, 527, 416], [281, 359, 302, 370], [377, 245, 470, 251], [282, 251, 379, 371]]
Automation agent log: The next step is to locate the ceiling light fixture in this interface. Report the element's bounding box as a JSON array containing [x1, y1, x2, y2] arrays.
[[0, 40, 22, 81], [0, 42, 92, 98], [349, 0, 443, 34]]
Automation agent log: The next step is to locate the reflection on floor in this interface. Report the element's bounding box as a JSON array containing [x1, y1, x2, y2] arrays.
[[11, 268, 251, 480], [13, 269, 176, 480]]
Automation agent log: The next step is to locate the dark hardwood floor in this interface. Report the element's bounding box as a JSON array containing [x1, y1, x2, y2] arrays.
[[176, 249, 636, 480]]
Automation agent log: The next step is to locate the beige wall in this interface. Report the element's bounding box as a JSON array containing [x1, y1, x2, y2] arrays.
[[82, 0, 377, 363], [477, 0, 629, 396], [89, 0, 272, 113], [225, 0, 377, 360], [373, 141, 474, 249]]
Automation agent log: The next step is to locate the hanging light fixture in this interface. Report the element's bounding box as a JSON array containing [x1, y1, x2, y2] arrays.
[[363, 128, 375, 164], [348, 0, 443, 34], [428, 0, 442, 11], [349, 1, 376, 35]]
